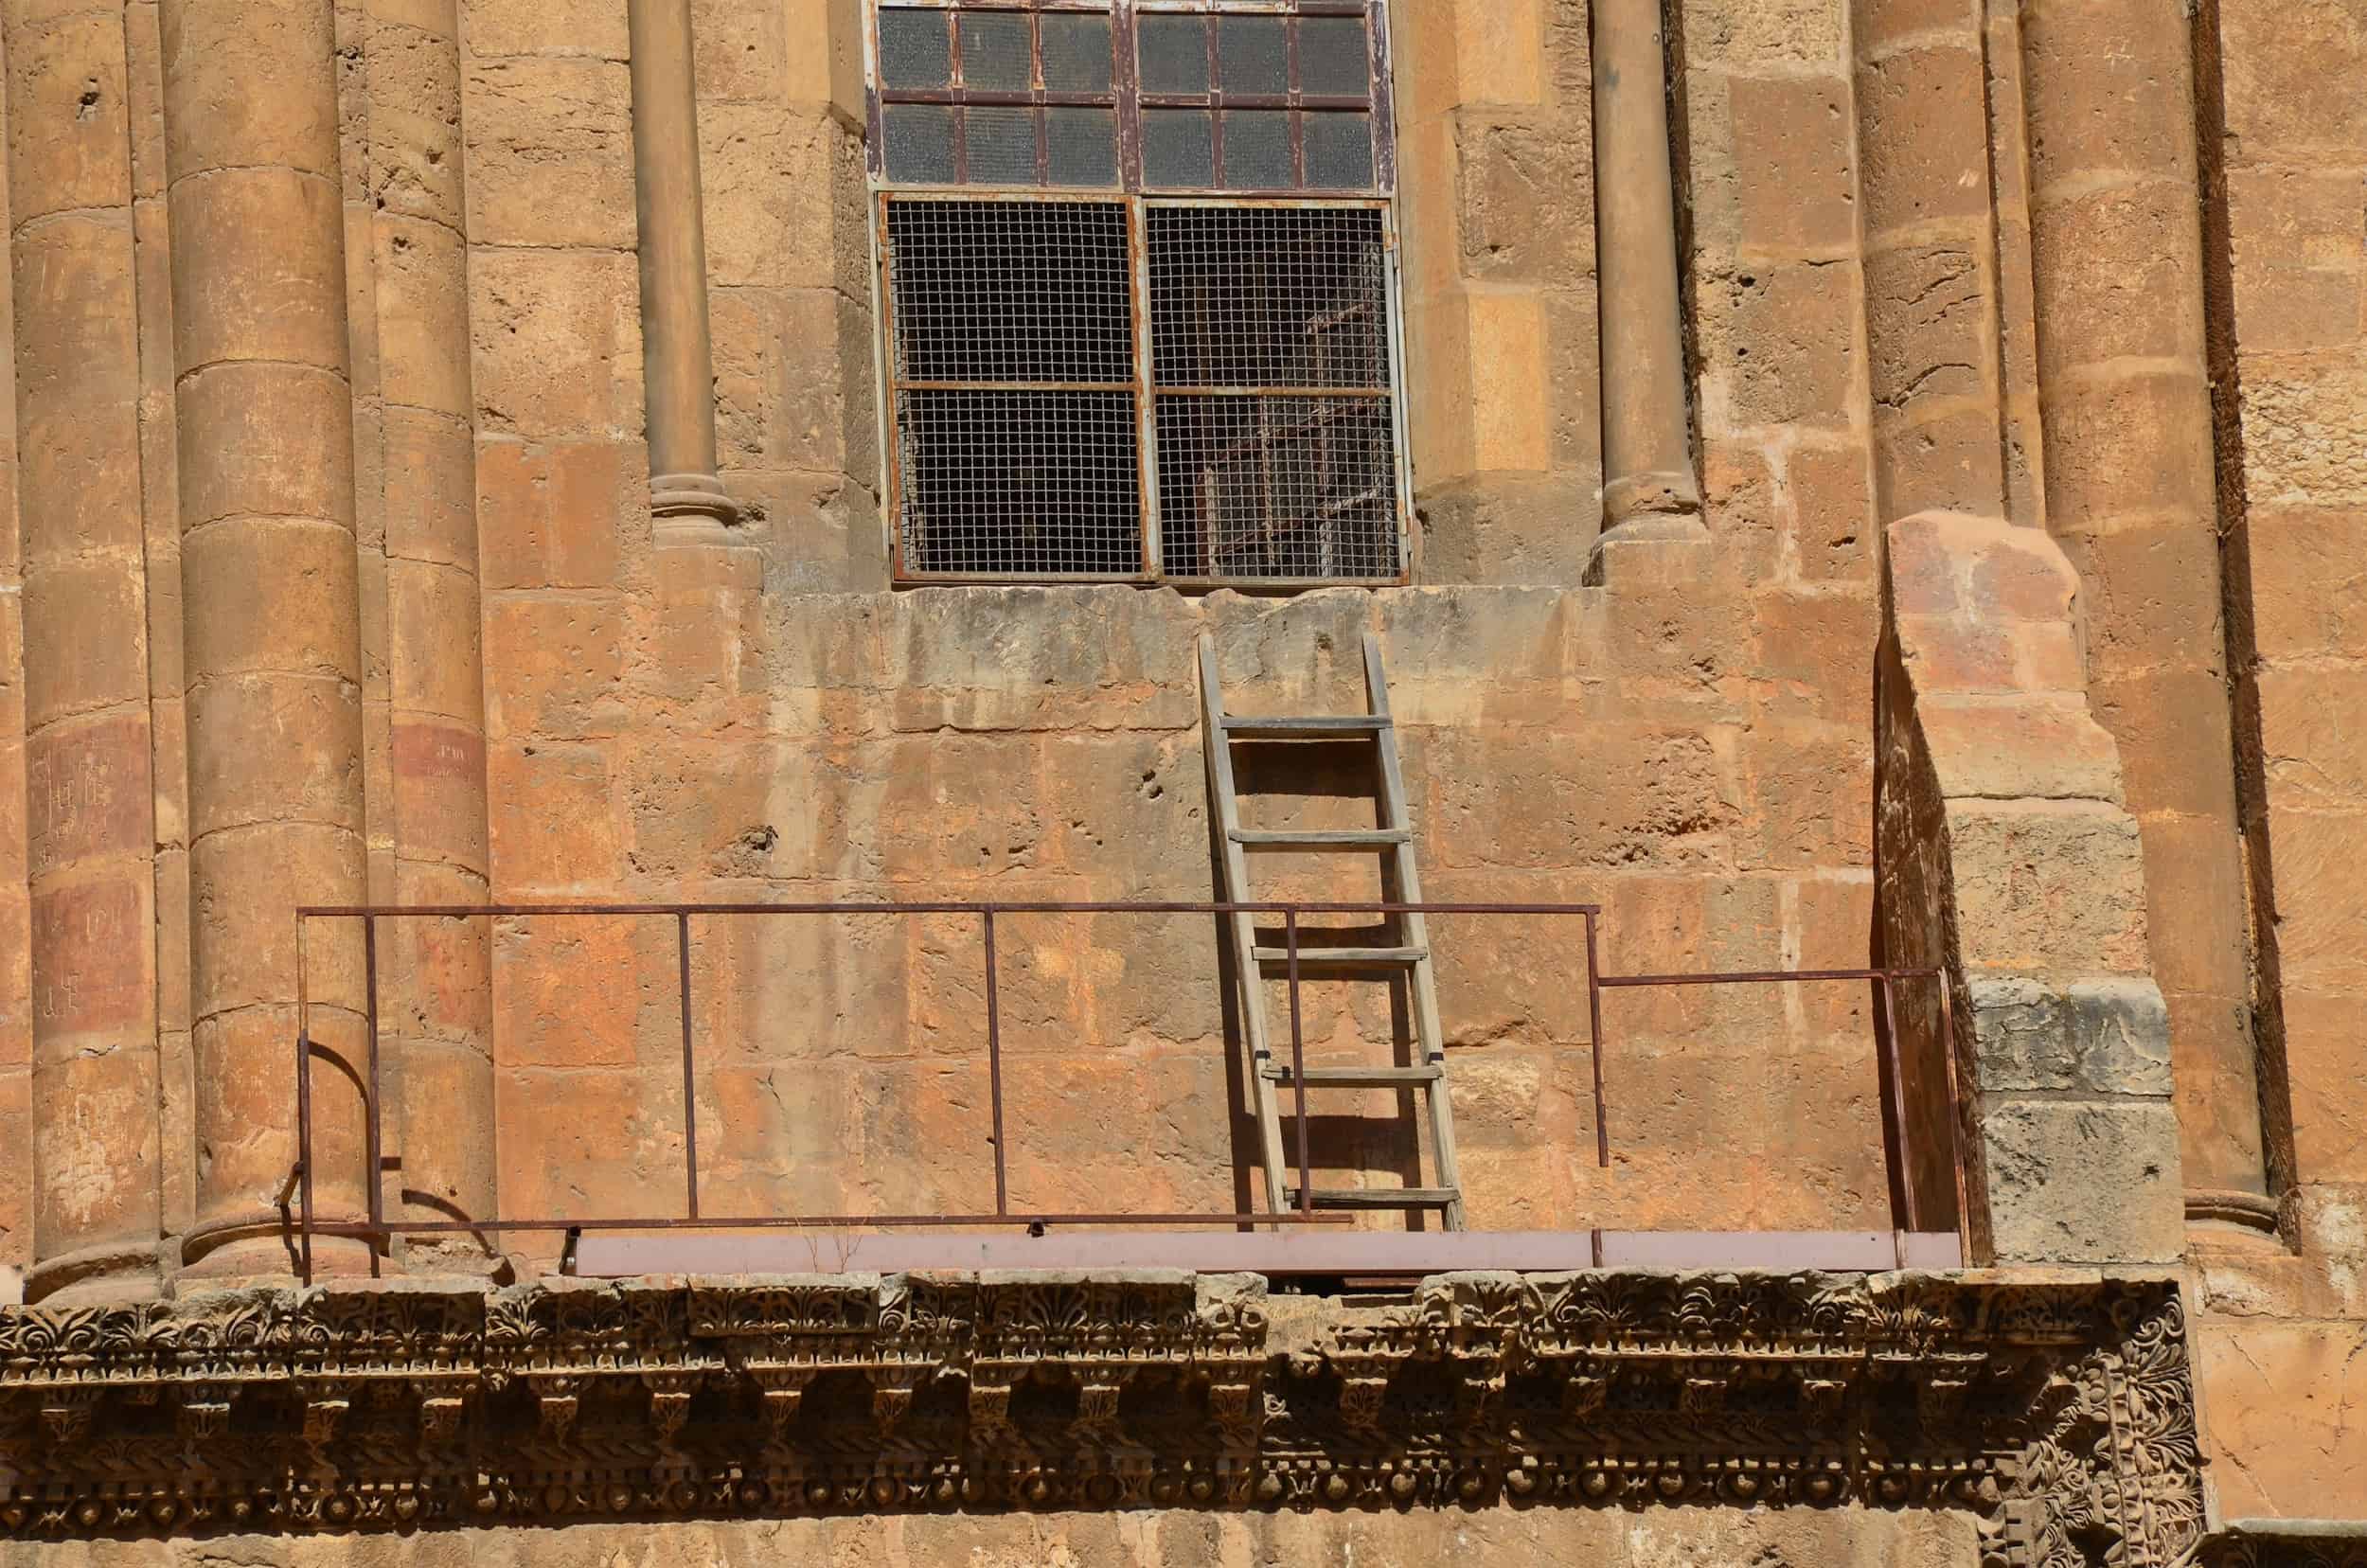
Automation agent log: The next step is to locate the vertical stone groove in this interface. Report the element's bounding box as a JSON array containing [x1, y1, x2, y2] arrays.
[[4, 0, 165, 1301], [161, 0, 371, 1277]]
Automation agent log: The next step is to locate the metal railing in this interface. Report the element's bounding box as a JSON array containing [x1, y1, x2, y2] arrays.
[[290, 900, 1963, 1283]]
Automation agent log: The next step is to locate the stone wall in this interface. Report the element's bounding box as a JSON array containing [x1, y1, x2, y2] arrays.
[[2184, 0, 2367, 1526]]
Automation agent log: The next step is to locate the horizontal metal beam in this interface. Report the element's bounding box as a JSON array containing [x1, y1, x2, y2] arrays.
[[573, 1228, 1966, 1278]]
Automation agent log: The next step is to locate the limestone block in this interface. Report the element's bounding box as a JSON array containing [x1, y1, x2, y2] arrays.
[[1861, 242, 1991, 418], [700, 105, 832, 290], [158, 0, 342, 175], [464, 0, 631, 59], [2244, 506, 2367, 662], [181, 676, 363, 839], [1967, 975, 2172, 1096], [463, 57, 633, 250], [381, 408, 479, 568], [1855, 42, 1989, 229], [476, 438, 625, 590], [470, 248, 641, 438], [374, 217, 472, 418], [178, 517, 362, 681], [166, 169, 349, 369], [1945, 800, 2149, 977], [386, 559, 484, 722], [2196, 1317, 2367, 1522], [175, 362, 356, 529], [2279, 990, 2367, 1183], [3, 9, 134, 222], [1684, 0, 1842, 67], [1979, 1096, 2182, 1263], [1905, 696, 2120, 806], [481, 594, 626, 739], [1727, 72, 1855, 258], [486, 740, 620, 893], [365, 16, 466, 227], [2027, 180, 2207, 365], [1697, 260, 1858, 431], [2261, 806, 2367, 995], [15, 562, 149, 730], [389, 721, 490, 873], [1454, 116, 1592, 284], [2039, 368, 2219, 528]]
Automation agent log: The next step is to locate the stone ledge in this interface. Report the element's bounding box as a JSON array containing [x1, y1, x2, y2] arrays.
[[0, 1270, 2200, 1567]]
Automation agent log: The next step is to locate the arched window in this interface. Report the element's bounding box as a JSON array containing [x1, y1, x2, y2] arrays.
[[867, 1, 1410, 585]]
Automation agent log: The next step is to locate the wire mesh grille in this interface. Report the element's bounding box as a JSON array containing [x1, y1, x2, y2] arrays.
[[882, 194, 1401, 583], [1148, 205, 1399, 579], [887, 200, 1143, 577]]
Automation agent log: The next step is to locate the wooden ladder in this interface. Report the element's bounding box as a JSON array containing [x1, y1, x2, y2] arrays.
[[1197, 632, 1467, 1231]]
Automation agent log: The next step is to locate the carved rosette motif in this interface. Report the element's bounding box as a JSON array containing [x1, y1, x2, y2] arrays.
[[0, 1271, 2201, 1564]]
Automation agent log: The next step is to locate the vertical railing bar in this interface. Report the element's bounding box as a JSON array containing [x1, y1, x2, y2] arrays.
[[1287, 907, 1310, 1213], [1936, 971, 1970, 1265], [1876, 971, 1919, 1235], [296, 914, 314, 1287], [363, 913, 382, 1278], [677, 912, 699, 1221], [1582, 909, 1610, 1168], [984, 909, 1009, 1217]]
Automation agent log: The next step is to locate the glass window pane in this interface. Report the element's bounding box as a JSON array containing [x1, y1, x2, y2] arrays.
[[883, 103, 956, 182], [965, 105, 1038, 184], [1220, 109, 1293, 188], [1047, 107, 1118, 187], [878, 9, 952, 89], [958, 11, 1033, 91], [1305, 112, 1375, 189], [1138, 15, 1209, 96], [1143, 109, 1214, 187], [1298, 17, 1370, 98], [1041, 14, 1112, 94], [1217, 16, 1289, 97]]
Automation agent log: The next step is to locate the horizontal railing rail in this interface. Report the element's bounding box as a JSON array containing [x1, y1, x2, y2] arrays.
[[290, 900, 1962, 1283]]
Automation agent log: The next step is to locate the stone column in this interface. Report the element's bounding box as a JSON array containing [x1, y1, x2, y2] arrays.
[[364, 0, 496, 1265], [162, 0, 371, 1277], [1589, 0, 1700, 543], [1850, 0, 2013, 525], [2019, 1, 2267, 1224], [628, 0, 738, 530], [5, 0, 165, 1301]]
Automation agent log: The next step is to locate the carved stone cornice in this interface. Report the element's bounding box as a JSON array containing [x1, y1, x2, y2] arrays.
[[0, 1269, 2200, 1565]]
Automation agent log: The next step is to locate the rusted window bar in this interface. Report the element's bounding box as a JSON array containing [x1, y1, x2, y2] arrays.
[[983, 909, 1009, 1215], [363, 914, 383, 1279], [1582, 908, 1609, 1170], [677, 912, 700, 1221], [291, 899, 1955, 1285]]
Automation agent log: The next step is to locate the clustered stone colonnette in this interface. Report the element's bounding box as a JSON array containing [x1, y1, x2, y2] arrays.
[[0, 0, 2357, 1560]]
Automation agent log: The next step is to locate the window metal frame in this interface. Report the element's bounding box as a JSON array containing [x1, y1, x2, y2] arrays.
[[863, 0, 1415, 588]]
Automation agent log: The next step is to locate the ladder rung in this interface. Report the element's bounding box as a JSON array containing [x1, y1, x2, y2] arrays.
[[1221, 715, 1391, 739], [1231, 829, 1410, 851], [1285, 1187, 1461, 1210], [1260, 1064, 1443, 1088], [1253, 945, 1428, 967]]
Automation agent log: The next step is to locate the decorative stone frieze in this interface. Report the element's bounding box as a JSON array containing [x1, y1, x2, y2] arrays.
[[0, 1270, 2199, 1566]]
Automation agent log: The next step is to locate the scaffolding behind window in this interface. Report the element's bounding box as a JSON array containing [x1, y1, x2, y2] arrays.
[[868, 0, 1409, 585]]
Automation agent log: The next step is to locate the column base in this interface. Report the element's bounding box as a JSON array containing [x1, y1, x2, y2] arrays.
[[25, 1238, 168, 1306], [650, 472, 741, 530]]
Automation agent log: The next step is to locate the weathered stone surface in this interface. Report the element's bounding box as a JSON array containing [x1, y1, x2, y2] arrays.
[[1968, 976, 2174, 1096]]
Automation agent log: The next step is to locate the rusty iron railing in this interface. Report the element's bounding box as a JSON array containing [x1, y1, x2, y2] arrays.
[[290, 900, 1962, 1283]]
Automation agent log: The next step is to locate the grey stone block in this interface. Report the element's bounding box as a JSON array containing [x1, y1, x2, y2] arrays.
[[1969, 974, 2173, 1096], [1981, 1097, 2184, 1264]]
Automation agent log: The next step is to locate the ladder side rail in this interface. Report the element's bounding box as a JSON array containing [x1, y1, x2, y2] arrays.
[[1363, 633, 1468, 1231], [1199, 634, 1293, 1218]]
